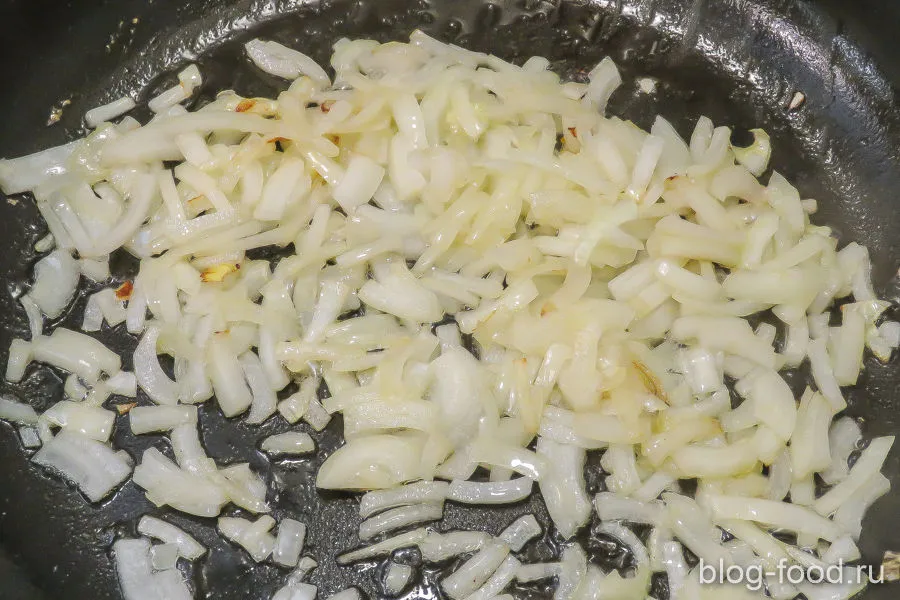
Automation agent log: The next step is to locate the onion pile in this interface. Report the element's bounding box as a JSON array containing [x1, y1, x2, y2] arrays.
[[0, 30, 897, 600]]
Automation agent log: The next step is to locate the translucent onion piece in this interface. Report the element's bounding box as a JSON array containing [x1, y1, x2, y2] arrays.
[[32, 430, 131, 502], [137, 515, 206, 560]]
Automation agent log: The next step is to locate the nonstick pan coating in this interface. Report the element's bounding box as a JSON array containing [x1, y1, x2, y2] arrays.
[[1, 0, 899, 598]]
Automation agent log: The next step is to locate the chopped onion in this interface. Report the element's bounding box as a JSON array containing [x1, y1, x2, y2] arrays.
[[790, 389, 833, 479], [0, 140, 78, 195], [707, 494, 843, 542], [332, 155, 385, 213], [595, 521, 651, 571], [29, 249, 79, 318], [665, 493, 734, 565], [732, 129, 771, 176], [813, 435, 894, 517], [677, 346, 724, 395], [287, 556, 319, 586], [820, 417, 862, 485], [325, 589, 361, 600], [822, 535, 861, 565], [137, 515, 206, 560], [240, 350, 278, 424], [170, 423, 216, 475], [337, 528, 427, 565], [245, 40, 330, 86], [130, 405, 197, 434], [261, 431, 315, 456], [447, 478, 532, 505], [148, 65, 202, 113], [20, 295, 44, 340], [133, 447, 228, 517], [30, 327, 121, 381], [440, 539, 510, 600], [219, 515, 277, 562], [383, 561, 413, 595], [554, 544, 587, 600], [113, 539, 157, 600], [134, 326, 180, 405], [358, 502, 444, 541], [359, 481, 449, 518], [211, 463, 269, 514], [464, 555, 519, 600], [499, 514, 542, 551], [807, 338, 846, 412], [272, 582, 318, 600], [536, 437, 591, 538], [33, 430, 131, 502], [84, 174, 157, 257], [661, 541, 689, 600], [41, 400, 115, 441], [358, 261, 444, 324], [273, 518, 307, 567], [0, 396, 38, 425], [594, 492, 664, 525], [208, 334, 253, 417], [83, 289, 127, 332], [317, 434, 424, 490], [86, 96, 136, 128], [469, 438, 547, 481], [516, 561, 563, 583], [149, 543, 180, 571]]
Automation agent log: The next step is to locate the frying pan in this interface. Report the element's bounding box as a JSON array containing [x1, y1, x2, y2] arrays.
[[1, 0, 899, 598]]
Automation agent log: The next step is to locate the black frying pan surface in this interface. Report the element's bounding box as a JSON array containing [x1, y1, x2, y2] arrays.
[[1, 0, 900, 598]]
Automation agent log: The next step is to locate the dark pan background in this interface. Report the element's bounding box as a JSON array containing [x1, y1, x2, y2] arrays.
[[1, 0, 900, 598]]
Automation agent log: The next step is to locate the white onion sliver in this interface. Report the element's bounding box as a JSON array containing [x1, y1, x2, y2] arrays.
[[383, 561, 414, 596], [359, 481, 450, 518], [32, 327, 122, 381], [821, 417, 863, 485], [130, 405, 197, 434], [337, 528, 428, 565], [32, 430, 132, 502], [261, 431, 315, 456], [240, 350, 278, 424], [708, 494, 843, 542], [440, 540, 510, 600], [464, 555, 519, 600], [0, 396, 39, 425], [113, 538, 157, 600], [499, 514, 542, 551], [325, 589, 361, 600], [813, 436, 894, 517], [594, 492, 664, 525], [137, 515, 206, 560], [515, 561, 563, 583], [133, 447, 228, 517], [419, 530, 491, 563], [446, 478, 532, 505], [149, 543, 180, 571], [536, 437, 591, 539], [86, 97, 137, 128], [273, 518, 307, 567], [218, 515, 277, 562], [29, 249, 79, 318], [358, 502, 444, 541], [245, 40, 330, 85], [134, 326, 180, 405]]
